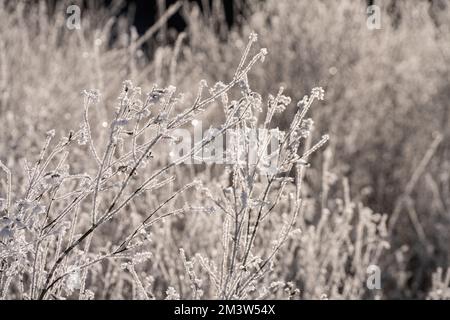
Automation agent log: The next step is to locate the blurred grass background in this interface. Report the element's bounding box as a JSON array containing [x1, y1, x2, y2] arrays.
[[1, 0, 449, 298]]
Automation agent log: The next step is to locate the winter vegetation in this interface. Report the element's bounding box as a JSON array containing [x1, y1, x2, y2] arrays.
[[0, 0, 449, 299]]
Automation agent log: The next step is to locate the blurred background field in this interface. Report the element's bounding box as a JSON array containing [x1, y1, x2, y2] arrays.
[[0, 0, 449, 299]]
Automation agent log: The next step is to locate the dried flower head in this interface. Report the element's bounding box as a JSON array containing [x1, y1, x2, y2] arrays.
[[311, 87, 325, 101], [82, 89, 101, 104]]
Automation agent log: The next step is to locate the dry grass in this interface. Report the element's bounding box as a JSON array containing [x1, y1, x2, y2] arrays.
[[0, 0, 449, 299]]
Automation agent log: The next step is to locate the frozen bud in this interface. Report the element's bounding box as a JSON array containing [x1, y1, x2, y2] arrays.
[[132, 86, 142, 96], [82, 89, 101, 104], [46, 129, 56, 138], [0, 226, 13, 242], [249, 92, 262, 112], [167, 85, 176, 94], [210, 81, 227, 96], [132, 98, 143, 110], [205, 206, 215, 214], [260, 48, 268, 62], [77, 124, 88, 145], [148, 88, 166, 104], [82, 290, 95, 300], [223, 186, 233, 194], [278, 95, 291, 106], [32, 204, 46, 215], [299, 118, 314, 138], [297, 95, 309, 107], [165, 287, 180, 300], [123, 80, 133, 93], [238, 77, 250, 95], [66, 271, 81, 291], [311, 87, 325, 101], [320, 293, 329, 300], [270, 281, 285, 289], [199, 79, 208, 88], [17, 199, 35, 211]]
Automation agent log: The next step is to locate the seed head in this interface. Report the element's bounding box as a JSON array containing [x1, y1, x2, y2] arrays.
[[311, 87, 325, 101]]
